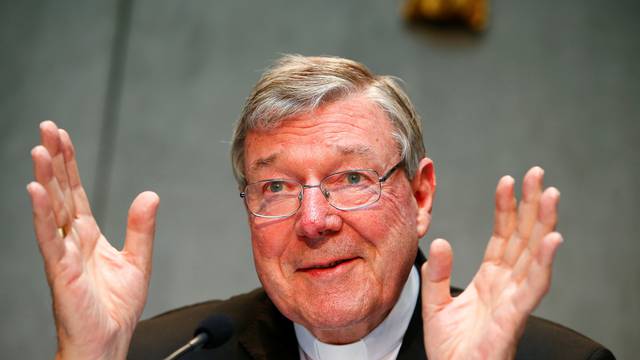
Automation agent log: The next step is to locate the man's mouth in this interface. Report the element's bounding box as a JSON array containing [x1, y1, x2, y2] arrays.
[[298, 257, 359, 275]]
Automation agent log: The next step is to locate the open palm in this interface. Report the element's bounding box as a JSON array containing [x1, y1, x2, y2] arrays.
[[27, 121, 159, 359], [422, 168, 563, 359]]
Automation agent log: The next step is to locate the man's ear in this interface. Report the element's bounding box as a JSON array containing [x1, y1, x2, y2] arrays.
[[411, 157, 436, 238]]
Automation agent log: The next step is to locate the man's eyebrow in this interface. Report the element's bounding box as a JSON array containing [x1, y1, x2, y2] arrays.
[[249, 144, 373, 172], [250, 153, 279, 171], [335, 144, 374, 158]]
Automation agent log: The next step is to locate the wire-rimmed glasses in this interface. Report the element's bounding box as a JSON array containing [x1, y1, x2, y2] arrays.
[[240, 160, 403, 218]]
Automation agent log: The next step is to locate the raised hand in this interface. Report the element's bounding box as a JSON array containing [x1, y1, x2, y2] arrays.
[[27, 121, 160, 359], [421, 167, 563, 360]]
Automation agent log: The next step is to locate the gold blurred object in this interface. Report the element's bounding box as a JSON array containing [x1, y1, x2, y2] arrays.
[[57, 227, 66, 238], [403, 0, 488, 32]]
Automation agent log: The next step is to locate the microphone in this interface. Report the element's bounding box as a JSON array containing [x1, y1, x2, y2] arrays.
[[163, 314, 233, 360]]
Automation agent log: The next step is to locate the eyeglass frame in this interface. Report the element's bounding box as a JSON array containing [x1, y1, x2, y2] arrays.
[[239, 159, 405, 219]]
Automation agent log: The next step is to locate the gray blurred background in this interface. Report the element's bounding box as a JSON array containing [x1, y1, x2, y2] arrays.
[[2, 0, 638, 358]]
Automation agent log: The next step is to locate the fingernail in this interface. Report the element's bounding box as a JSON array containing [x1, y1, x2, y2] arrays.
[[552, 232, 564, 243], [501, 175, 515, 185]]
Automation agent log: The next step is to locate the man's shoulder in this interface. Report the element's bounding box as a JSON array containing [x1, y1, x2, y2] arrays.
[[517, 315, 615, 360], [128, 288, 299, 360], [135, 287, 267, 332]]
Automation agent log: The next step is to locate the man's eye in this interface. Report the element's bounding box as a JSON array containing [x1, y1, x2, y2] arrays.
[[267, 181, 284, 193], [346, 172, 362, 184]]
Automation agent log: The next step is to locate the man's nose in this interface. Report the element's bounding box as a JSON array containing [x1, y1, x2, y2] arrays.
[[294, 186, 342, 240]]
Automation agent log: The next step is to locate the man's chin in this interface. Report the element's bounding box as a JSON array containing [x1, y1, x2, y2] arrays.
[[262, 264, 389, 339], [297, 305, 383, 344], [286, 290, 384, 337]]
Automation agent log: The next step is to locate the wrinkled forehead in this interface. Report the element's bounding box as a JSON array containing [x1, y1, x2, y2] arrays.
[[243, 97, 400, 176], [247, 142, 377, 173]]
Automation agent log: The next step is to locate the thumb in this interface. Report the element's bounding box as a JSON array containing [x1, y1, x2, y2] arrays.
[[422, 238, 453, 309], [123, 191, 160, 274]]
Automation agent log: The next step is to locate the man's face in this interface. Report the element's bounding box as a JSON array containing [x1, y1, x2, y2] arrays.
[[243, 95, 433, 343]]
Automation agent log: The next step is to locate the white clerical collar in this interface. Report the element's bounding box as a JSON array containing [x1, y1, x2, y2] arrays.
[[294, 265, 420, 360]]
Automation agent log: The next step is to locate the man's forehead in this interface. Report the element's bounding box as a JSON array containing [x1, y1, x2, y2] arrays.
[[244, 95, 397, 174], [248, 142, 376, 172]]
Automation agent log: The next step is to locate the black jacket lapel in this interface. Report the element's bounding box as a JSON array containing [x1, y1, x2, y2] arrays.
[[396, 248, 428, 359], [238, 290, 300, 360]]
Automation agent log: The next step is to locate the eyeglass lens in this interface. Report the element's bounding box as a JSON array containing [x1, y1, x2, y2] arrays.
[[243, 170, 382, 218]]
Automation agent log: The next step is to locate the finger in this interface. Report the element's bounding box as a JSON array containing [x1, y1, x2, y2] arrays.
[[31, 145, 69, 228], [27, 182, 65, 273], [516, 167, 544, 240], [123, 191, 160, 274], [40, 121, 76, 220], [483, 176, 516, 263], [422, 239, 453, 308], [511, 247, 532, 283], [527, 187, 560, 257], [516, 232, 563, 313], [58, 128, 92, 216], [503, 167, 544, 266]]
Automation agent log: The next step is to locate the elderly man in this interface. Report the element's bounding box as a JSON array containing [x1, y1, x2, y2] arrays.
[[28, 55, 613, 359]]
